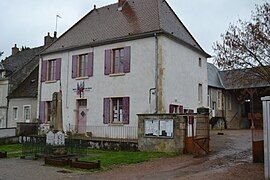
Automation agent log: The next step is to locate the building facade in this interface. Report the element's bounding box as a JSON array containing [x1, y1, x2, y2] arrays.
[[38, 0, 210, 139]]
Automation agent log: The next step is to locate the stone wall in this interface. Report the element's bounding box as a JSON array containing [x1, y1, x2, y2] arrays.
[[138, 114, 186, 153]]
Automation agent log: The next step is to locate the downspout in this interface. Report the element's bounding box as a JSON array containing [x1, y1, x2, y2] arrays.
[[154, 33, 159, 114], [38, 54, 43, 122]]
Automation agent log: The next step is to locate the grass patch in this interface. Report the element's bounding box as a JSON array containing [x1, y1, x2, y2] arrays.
[[0, 144, 22, 158], [80, 149, 180, 170]]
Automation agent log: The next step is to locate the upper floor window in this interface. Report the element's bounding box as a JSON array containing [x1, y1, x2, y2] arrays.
[[72, 53, 93, 79], [78, 54, 88, 77], [113, 48, 125, 74], [199, 58, 202, 67], [48, 60, 56, 81], [41, 58, 61, 82], [105, 46, 131, 75]]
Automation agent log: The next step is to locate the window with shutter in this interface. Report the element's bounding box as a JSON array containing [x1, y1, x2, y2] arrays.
[[48, 60, 56, 81], [104, 46, 131, 75], [103, 97, 130, 124]]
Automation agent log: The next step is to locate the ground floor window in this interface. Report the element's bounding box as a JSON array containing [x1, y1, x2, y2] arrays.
[[46, 101, 52, 123], [112, 98, 123, 123], [13, 107, 18, 121], [103, 97, 130, 124], [23, 106, 31, 123]]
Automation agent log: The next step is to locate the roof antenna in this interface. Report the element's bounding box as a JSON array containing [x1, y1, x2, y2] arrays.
[[55, 14, 62, 34]]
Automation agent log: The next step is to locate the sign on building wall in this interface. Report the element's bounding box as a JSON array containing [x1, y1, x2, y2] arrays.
[[145, 119, 173, 138]]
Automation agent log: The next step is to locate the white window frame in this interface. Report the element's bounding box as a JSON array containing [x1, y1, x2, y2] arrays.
[[217, 91, 222, 110], [112, 48, 125, 74], [111, 98, 124, 124], [77, 54, 88, 78], [47, 59, 56, 81], [12, 106, 18, 121], [23, 105, 31, 123]]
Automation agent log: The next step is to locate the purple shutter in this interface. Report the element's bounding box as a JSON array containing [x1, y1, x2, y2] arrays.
[[169, 104, 174, 113], [39, 101, 46, 123], [104, 49, 111, 75], [188, 109, 194, 124], [124, 46, 131, 73], [55, 58, 61, 80], [87, 52, 94, 77], [41, 60, 47, 82], [72, 55, 78, 78], [123, 97, 130, 124], [103, 98, 110, 124]]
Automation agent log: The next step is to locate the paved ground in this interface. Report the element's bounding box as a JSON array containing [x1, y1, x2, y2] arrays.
[[0, 130, 264, 180]]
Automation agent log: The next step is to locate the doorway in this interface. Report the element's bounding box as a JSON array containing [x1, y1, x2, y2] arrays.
[[77, 99, 87, 133]]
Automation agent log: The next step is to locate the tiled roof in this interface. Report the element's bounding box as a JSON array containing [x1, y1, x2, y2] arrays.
[[8, 67, 38, 99], [207, 63, 224, 89], [43, 0, 209, 57], [2, 47, 43, 76], [207, 63, 270, 90], [2, 46, 43, 93]]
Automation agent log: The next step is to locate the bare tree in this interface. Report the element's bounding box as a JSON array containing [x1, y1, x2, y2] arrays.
[[0, 51, 3, 57], [213, 3, 270, 83]]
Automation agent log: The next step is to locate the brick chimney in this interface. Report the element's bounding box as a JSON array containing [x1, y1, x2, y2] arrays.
[[118, 0, 126, 8], [44, 32, 57, 47], [12, 44, 19, 56]]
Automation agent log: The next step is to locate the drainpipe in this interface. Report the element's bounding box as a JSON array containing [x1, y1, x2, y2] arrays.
[[38, 54, 43, 122], [154, 33, 159, 114]]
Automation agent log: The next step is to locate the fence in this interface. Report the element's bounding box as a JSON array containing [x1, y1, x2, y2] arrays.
[[68, 125, 138, 140], [0, 128, 16, 138]]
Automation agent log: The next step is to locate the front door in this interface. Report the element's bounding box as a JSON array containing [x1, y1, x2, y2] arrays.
[[77, 99, 87, 133]]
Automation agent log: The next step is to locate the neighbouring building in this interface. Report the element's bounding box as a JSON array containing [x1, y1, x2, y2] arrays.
[[0, 33, 56, 128], [207, 62, 270, 129], [38, 0, 210, 139]]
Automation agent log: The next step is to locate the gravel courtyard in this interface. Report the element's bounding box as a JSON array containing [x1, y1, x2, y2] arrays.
[[0, 130, 264, 180]]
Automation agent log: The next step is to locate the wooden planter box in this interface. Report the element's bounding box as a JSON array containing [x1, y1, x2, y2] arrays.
[[44, 157, 71, 167], [70, 159, 100, 170], [0, 152, 7, 158]]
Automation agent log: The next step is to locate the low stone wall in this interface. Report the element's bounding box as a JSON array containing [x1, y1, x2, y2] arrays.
[[86, 139, 138, 151], [137, 114, 186, 153]]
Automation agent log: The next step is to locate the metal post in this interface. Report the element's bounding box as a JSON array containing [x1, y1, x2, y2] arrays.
[[262, 96, 270, 179]]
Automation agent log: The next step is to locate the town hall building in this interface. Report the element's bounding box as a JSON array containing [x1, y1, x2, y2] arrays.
[[38, 0, 210, 139]]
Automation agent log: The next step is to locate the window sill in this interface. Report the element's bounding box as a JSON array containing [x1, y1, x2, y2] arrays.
[[45, 80, 57, 84], [109, 123, 124, 126], [109, 73, 126, 77], [75, 76, 89, 80]]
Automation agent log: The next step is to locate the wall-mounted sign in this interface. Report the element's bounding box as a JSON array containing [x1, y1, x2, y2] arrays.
[[72, 81, 92, 98], [145, 119, 173, 138]]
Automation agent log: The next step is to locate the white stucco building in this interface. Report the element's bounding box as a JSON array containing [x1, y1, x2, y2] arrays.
[[38, 0, 210, 139]]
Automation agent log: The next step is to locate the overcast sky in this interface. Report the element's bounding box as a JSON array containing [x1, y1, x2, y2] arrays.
[[0, 0, 265, 59]]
